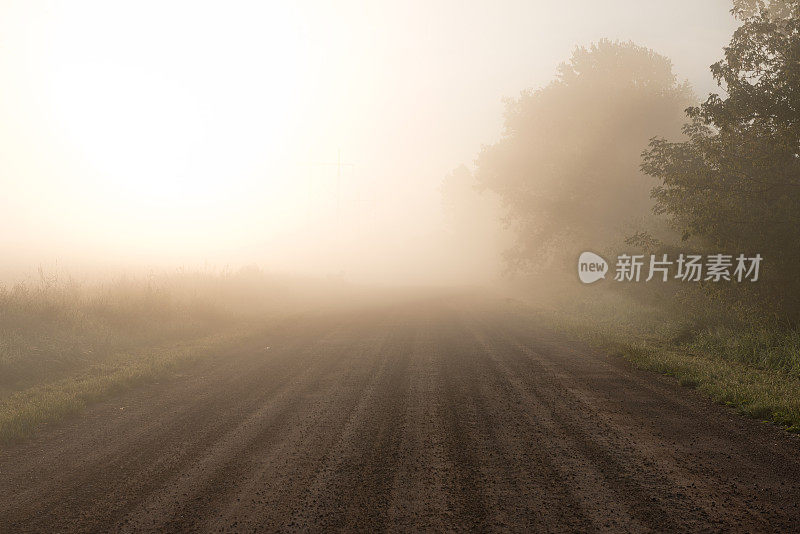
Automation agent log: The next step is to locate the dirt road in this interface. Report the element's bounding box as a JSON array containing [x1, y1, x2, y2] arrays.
[[1, 296, 799, 532]]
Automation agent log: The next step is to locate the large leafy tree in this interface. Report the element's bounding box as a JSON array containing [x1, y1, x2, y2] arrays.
[[476, 40, 692, 272], [641, 1, 800, 295]]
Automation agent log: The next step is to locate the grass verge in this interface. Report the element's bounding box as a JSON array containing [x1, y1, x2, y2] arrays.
[[528, 287, 800, 433], [0, 268, 316, 447], [0, 331, 249, 446]]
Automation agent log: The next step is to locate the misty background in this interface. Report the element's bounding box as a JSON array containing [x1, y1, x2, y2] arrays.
[[0, 1, 737, 284]]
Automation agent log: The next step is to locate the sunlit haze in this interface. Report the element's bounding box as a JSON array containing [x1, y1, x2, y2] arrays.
[[0, 0, 736, 282]]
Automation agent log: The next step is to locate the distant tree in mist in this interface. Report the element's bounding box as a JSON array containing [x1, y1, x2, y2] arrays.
[[642, 1, 800, 300], [475, 39, 693, 273]]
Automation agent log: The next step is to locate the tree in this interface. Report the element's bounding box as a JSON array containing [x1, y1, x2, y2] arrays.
[[475, 40, 692, 273], [733, 0, 796, 18], [641, 1, 800, 299]]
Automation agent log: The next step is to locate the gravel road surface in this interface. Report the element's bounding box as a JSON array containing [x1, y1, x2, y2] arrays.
[[1, 297, 799, 532]]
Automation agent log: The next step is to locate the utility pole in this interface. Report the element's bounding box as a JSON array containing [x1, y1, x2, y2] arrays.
[[336, 148, 341, 219], [301, 150, 358, 276], [306, 148, 354, 223]]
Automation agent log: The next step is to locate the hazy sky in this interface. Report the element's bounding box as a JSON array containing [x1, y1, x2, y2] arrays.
[[0, 0, 737, 281]]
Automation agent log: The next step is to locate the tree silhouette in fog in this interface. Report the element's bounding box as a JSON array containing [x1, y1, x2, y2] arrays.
[[475, 39, 692, 273]]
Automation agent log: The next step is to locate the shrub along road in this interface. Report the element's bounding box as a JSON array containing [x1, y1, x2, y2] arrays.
[[1, 296, 799, 532]]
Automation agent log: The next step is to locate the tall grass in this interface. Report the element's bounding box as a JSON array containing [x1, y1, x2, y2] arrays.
[[0, 272, 227, 392], [0, 267, 321, 444]]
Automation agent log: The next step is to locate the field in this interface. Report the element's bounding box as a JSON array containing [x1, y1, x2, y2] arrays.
[[0, 269, 331, 444]]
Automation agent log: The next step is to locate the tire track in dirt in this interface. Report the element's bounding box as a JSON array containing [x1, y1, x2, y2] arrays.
[[1, 297, 799, 532], [468, 306, 800, 531]]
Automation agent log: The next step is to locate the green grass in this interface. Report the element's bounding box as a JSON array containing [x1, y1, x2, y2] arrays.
[[0, 275, 229, 393], [606, 342, 800, 432], [0, 332, 245, 445], [0, 268, 314, 446], [532, 284, 800, 433]]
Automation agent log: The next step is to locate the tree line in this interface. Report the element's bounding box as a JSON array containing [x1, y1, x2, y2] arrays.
[[447, 0, 800, 319]]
